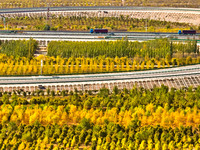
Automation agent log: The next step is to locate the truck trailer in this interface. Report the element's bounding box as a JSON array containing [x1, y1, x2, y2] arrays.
[[178, 30, 196, 35], [90, 29, 108, 34]]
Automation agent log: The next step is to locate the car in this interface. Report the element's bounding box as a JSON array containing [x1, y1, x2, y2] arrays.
[[108, 33, 115, 36], [166, 35, 173, 38], [38, 85, 45, 89]]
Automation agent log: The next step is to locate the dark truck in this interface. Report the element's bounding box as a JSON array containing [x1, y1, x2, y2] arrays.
[[90, 29, 108, 34], [178, 30, 196, 35]]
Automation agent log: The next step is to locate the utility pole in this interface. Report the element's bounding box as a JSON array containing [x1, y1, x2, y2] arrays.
[[122, 0, 125, 6], [146, 15, 150, 32], [46, 7, 49, 25], [145, 19, 148, 32], [45, 3, 51, 30], [0, 15, 6, 30], [3, 17, 5, 30], [28, 39, 31, 59], [41, 59, 43, 75]]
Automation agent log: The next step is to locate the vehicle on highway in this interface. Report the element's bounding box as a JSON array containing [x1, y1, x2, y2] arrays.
[[178, 30, 196, 35], [0, 30, 23, 34], [0, 30, 16, 34], [38, 85, 45, 89], [166, 35, 173, 38], [90, 29, 108, 34], [108, 32, 115, 36]]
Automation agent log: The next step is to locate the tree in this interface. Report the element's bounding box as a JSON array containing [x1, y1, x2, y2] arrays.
[[176, 142, 182, 150], [98, 87, 109, 98], [22, 131, 33, 142], [195, 144, 200, 150], [147, 138, 153, 150], [18, 142, 26, 150], [84, 100, 92, 109], [162, 143, 168, 150], [51, 91, 55, 97], [61, 90, 66, 97], [84, 134, 91, 146], [23, 91, 27, 97], [2, 94, 9, 104], [168, 141, 175, 150], [139, 140, 146, 150], [186, 56, 192, 65], [71, 136, 77, 148], [46, 89, 50, 96], [141, 61, 145, 70], [155, 141, 161, 150], [79, 118, 92, 130], [113, 86, 119, 95], [44, 24, 50, 30]]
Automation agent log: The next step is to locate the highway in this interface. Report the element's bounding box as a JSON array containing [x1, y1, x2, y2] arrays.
[[22, 31, 200, 36], [0, 7, 199, 91], [0, 31, 199, 43], [0, 6, 199, 14], [0, 64, 199, 85], [0, 61, 199, 92], [0, 6, 199, 26]]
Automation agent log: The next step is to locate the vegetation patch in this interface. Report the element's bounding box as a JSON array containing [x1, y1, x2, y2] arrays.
[[0, 39, 37, 58], [47, 39, 198, 58], [1, 16, 196, 32], [0, 86, 200, 149]]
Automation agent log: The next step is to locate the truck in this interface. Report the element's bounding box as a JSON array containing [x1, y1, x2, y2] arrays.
[[90, 29, 108, 34], [178, 30, 196, 35]]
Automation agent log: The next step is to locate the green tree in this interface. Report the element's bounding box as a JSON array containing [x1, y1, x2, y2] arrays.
[[2, 94, 9, 104]]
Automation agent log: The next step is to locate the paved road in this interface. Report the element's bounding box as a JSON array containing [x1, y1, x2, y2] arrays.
[[0, 64, 199, 85], [0, 6, 199, 14], [0, 31, 199, 42], [22, 31, 200, 36], [0, 6, 199, 26]]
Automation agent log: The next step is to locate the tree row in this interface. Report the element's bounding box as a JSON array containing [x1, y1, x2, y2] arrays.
[[0, 54, 198, 75], [47, 39, 198, 58]]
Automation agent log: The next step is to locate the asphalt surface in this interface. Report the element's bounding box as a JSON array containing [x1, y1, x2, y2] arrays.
[[0, 6, 199, 14], [0, 64, 199, 85], [0, 31, 199, 42]]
